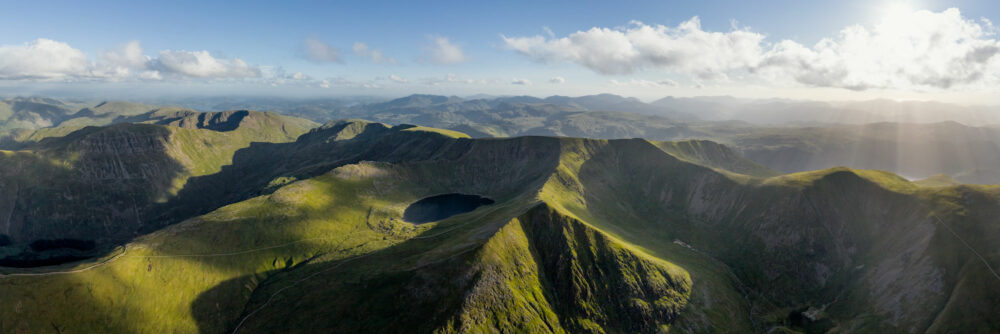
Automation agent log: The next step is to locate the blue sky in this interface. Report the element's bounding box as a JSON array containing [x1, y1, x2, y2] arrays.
[[2, 0, 1000, 103]]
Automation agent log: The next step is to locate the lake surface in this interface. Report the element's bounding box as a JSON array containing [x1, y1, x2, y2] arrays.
[[403, 193, 495, 224]]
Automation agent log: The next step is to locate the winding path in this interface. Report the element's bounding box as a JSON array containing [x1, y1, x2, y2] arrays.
[[931, 214, 1000, 283], [0, 245, 128, 278]]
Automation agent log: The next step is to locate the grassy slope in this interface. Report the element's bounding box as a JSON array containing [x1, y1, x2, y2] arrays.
[[1, 164, 428, 333], [651, 139, 780, 178], [0, 129, 693, 333], [539, 138, 757, 332], [3, 123, 1000, 333]]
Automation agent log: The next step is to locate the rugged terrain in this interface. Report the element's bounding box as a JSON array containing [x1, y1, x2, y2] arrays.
[[1, 117, 999, 333], [7, 95, 1000, 184], [195, 94, 1000, 183], [0, 110, 316, 264]]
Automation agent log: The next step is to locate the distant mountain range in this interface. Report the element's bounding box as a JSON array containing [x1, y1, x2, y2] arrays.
[[185, 93, 1000, 125], [4, 95, 1000, 184]]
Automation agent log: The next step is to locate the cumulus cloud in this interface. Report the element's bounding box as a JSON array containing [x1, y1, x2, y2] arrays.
[[353, 42, 396, 64], [424, 36, 466, 64], [754, 8, 1000, 90], [97, 41, 161, 80], [0, 38, 90, 79], [261, 66, 318, 86], [502, 18, 763, 79], [100, 41, 147, 69], [153, 50, 260, 78], [0, 39, 260, 81], [511, 78, 532, 85], [503, 9, 1000, 91], [549, 76, 565, 84], [303, 38, 342, 63]]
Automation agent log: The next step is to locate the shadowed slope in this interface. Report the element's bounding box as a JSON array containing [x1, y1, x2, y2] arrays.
[[0, 112, 317, 256], [2, 122, 1000, 333]]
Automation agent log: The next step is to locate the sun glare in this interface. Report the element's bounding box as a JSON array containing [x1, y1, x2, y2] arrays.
[[881, 1, 916, 20]]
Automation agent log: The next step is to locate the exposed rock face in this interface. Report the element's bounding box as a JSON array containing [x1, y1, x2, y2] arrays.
[[1, 124, 181, 243], [0, 111, 316, 246], [158, 110, 250, 131]]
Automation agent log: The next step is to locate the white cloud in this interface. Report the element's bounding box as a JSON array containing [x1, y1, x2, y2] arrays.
[[754, 8, 1000, 90], [353, 42, 396, 64], [388, 74, 407, 83], [421, 73, 489, 85], [424, 36, 466, 64], [153, 50, 260, 78], [511, 78, 532, 85], [319, 77, 382, 89], [95, 41, 161, 80], [291, 72, 309, 80], [610, 78, 678, 87], [549, 76, 565, 84], [100, 41, 147, 69], [303, 38, 342, 63], [0, 39, 264, 81], [0, 38, 90, 79], [503, 9, 1000, 91], [0, 40, 257, 81], [502, 18, 763, 78]]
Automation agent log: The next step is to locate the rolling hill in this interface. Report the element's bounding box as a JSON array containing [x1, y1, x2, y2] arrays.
[[2, 120, 998, 333]]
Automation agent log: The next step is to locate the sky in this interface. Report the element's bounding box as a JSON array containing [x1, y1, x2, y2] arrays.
[[2, 0, 1000, 103]]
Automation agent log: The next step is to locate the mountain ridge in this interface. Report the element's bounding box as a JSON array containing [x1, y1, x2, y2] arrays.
[[2, 121, 998, 332]]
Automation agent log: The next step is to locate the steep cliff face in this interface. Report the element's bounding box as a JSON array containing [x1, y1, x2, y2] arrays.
[[1, 124, 181, 243], [223, 200, 692, 334], [0, 111, 316, 247], [540, 137, 1000, 332]]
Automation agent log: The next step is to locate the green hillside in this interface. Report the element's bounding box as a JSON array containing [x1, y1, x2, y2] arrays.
[[0, 111, 317, 259], [2, 121, 999, 333]]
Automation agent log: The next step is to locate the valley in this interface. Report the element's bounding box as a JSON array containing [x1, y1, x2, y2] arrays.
[[1, 109, 998, 332]]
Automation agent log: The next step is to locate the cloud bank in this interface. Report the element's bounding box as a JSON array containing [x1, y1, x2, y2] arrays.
[[503, 8, 1000, 91], [0, 39, 260, 81]]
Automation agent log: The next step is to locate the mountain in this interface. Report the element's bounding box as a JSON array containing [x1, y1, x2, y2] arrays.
[[2, 120, 999, 333], [0, 110, 317, 264], [651, 139, 780, 177], [296, 95, 1000, 184], [0, 97, 81, 131], [12, 96, 1000, 185]]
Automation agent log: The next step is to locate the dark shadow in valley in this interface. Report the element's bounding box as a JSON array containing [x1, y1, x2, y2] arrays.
[[0, 124, 186, 269]]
